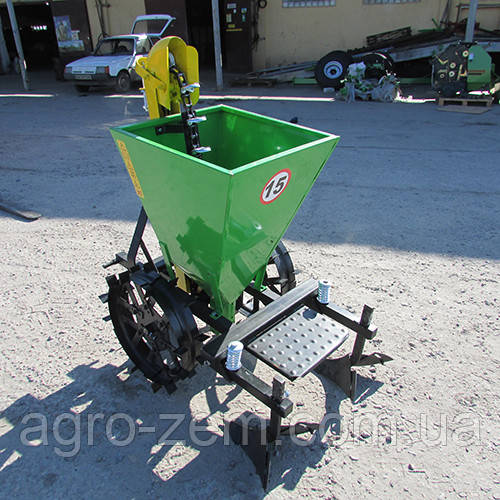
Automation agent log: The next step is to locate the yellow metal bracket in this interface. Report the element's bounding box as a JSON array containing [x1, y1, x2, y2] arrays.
[[135, 36, 200, 119], [134, 36, 200, 290]]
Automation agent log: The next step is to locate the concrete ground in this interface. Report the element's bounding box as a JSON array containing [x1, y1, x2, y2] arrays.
[[0, 71, 499, 499]]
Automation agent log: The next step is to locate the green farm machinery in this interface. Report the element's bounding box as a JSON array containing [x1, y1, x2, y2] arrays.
[[101, 36, 391, 488], [432, 42, 498, 97]]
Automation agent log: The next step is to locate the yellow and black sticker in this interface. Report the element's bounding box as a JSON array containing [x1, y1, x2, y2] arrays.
[[116, 140, 144, 198]]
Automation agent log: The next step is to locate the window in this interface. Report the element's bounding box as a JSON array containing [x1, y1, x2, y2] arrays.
[[136, 38, 152, 55], [95, 39, 134, 56], [283, 1, 335, 7]]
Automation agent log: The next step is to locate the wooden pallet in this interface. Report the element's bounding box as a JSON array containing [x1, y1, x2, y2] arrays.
[[437, 105, 490, 114], [438, 95, 493, 108]]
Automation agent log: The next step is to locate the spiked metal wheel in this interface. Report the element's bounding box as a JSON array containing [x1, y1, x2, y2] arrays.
[[236, 240, 296, 318], [263, 241, 296, 295], [108, 274, 200, 393]]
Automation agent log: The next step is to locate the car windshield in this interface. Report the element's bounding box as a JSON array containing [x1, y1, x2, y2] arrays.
[[95, 38, 134, 56]]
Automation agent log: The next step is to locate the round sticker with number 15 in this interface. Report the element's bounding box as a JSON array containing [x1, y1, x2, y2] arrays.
[[260, 169, 291, 205]]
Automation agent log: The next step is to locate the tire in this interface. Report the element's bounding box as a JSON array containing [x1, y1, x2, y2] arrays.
[[75, 85, 90, 93], [315, 51, 353, 89], [361, 52, 394, 79], [115, 71, 131, 93]]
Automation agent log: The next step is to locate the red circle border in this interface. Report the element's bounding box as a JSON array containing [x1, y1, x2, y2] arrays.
[[260, 168, 292, 205]]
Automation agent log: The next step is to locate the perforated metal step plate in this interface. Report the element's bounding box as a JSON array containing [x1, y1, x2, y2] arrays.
[[245, 306, 349, 380]]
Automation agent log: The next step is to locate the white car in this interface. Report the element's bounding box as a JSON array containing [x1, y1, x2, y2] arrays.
[[63, 15, 174, 93]]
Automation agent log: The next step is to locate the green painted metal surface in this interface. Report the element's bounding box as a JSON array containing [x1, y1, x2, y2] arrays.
[[110, 105, 339, 319], [467, 45, 492, 91]]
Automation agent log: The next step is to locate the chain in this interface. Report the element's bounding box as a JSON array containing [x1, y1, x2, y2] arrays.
[[170, 65, 208, 159]]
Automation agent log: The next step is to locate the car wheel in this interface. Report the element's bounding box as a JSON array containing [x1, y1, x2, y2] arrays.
[[115, 71, 131, 93], [315, 51, 353, 89], [75, 85, 90, 93]]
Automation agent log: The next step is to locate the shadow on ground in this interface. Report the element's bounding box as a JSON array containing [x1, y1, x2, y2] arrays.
[[0, 361, 383, 498]]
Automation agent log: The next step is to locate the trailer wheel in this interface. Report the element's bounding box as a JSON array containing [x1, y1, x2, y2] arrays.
[[115, 71, 131, 93], [315, 51, 353, 88]]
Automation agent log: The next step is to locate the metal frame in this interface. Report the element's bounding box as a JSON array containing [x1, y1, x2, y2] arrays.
[[102, 211, 392, 489]]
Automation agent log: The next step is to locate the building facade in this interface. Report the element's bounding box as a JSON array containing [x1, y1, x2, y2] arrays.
[[253, 0, 500, 68], [1, 0, 499, 74]]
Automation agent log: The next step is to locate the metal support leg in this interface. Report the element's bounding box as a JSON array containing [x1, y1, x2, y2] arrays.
[[352, 305, 392, 368], [315, 354, 357, 401], [227, 375, 317, 490], [315, 304, 392, 401], [102, 207, 161, 273], [350, 305, 372, 365], [227, 376, 285, 490], [268, 376, 285, 443], [227, 417, 269, 488], [127, 207, 148, 264], [103, 207, 147, 270]]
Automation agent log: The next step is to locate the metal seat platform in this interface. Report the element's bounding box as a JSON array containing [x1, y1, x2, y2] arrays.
[[246, 306, 349, 380]]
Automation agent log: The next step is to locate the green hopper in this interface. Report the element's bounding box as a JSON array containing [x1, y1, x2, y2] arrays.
[[110, 104, 339, 320]]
